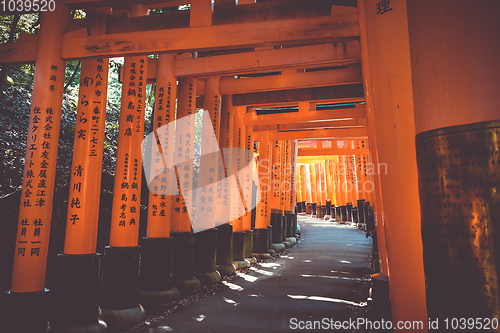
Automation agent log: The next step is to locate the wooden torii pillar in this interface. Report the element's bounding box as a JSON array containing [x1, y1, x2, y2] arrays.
[[193, 76, 223, 286], [253, 132, 273, 259], [231, 105, 251, 269], [269, 140, 286, 252], [409, 0, 500, 322], [100, 5, 149, 326], [169, 76, 201, 294], [215, 94, 237, 276], [139, 54, 180, 306], [5, 6, 69, 332], [51, 56, 109, 331], [243, 121, 257, 263], [359, 0, 426, 329], [40, 7, 111, 331]]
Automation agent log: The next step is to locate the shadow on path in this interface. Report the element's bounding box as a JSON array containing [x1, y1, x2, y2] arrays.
[[127, 215, 373, 333]]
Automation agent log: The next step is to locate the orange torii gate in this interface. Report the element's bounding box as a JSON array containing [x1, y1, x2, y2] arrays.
[[4, 1, 498, 332]]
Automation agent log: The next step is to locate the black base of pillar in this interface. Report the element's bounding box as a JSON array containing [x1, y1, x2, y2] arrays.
[[270, 210, 283, 244], [334, 206, 340, 222], [370, 273, 392, 321], [244, 230, 256, 263], [285, 211, 294, 238], [346, 203, 353, 222], [340, 206, 347, 223], [194, 229, 221, 285], [352, 207, 359, 224], [357, 199, 366, 224], [100, 246, 145, 332], [292, 214, 298, 237], [326, 200, 331, 216], [49, 253, 105, 332], [311, 203, 317, 215], [139, 237, 179, 306], [1, 289, 50, 333], [305, 203, 312, 214], [281, 213, 288, 243], [216, 224, 236, 276], [171, 232, 200, 294], [233, 231, 250, 269], [252, 228, 271, 259], [267, 225, 273, 254]]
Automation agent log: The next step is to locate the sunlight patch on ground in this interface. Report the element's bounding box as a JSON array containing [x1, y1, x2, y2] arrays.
[[237, 272, 259, 282], [287, 295, 367, 307], [193, 314, 206, 322], [260, 262, 281, 269], [223, 297, 239, 306], [300, 274, 362, 281], [340, 260, 351, 264], [281, 255, 294, 259], [249, 267, 273, 276], [222, 281, 244, 291]]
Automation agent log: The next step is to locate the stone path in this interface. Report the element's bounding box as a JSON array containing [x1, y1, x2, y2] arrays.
[[127, 215, 373, 333]]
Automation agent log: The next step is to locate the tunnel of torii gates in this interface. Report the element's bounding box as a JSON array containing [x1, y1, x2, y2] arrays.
[[0, 0, 499, 332]]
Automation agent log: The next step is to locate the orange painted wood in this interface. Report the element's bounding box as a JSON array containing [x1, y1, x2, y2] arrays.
[[128, 41, 359, 81], [359, 0, 427, 328], [289, 140, 298, 211], [304, 164, 312, 203], [254, 118, 367, 133], [241, 111, 254, 231], [232, 105, 246, 232], [109, 55, 148, 247], [0, 37, 37, 64], [244, 104, 366, 126], [281, 140, 292, 211], [194, 76, 221, 231], [220, 65, 362, 95], [269, 140, 282, 210], [298, 147, 370, 156], [218, 94, 237, 227], [11, 6, 69, 293], [255, 133, 271, 228], [269, 128, 368, 141], [64, 58, 109, 254], [61, 14, 359, 60], [296, 161, 303, 204], [309, 163, 317, 205], [170, 77, 197, 233], [325, 160, 332, 202], [147, 54, 177, 238], [190, 0, 213, 27], [173, 41, 360, 78]]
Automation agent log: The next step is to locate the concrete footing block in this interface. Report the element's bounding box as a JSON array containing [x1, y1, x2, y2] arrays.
[[245, 257, 257, 264], [253, 253, 272, 260], [232, 259, 251, 270], [216, 264, 236, 277], [139, 287, 180, 307], [286, 237, 297, 246], [100, 246, 144, 332], [271, 243, 286, 252], [195, 270, 222, 286], [100, 305, 145, 333], [173, 277, 201, 295]]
